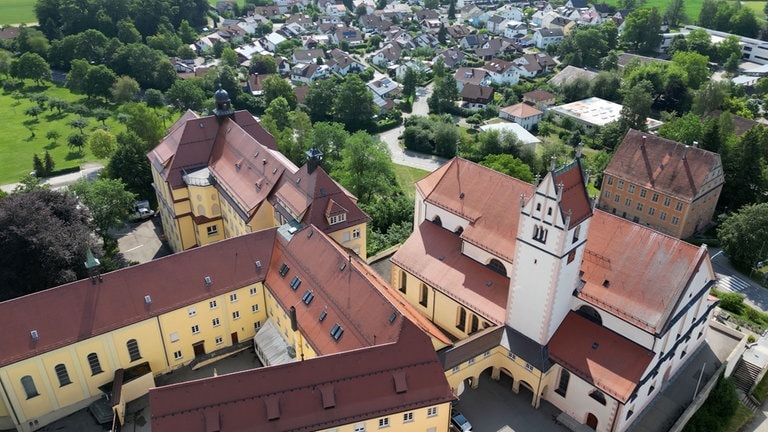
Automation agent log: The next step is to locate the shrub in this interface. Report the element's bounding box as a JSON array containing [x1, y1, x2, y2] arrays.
[[718, 292, 745, 314]]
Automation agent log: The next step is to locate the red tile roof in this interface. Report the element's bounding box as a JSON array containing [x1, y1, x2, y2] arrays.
[[578, 211, 708, 333], [549, 312, 654, 403], [500, 102, 543, 119], [706, 110, 761, 136], [522, 89, 556, 103], [606, 129, 723, 202], [391, 221, 510, 325], [149, 320, 454, 432], [553, 159, 592, 229], [415, 158, 534, 262], [0, 230, 277, 368]]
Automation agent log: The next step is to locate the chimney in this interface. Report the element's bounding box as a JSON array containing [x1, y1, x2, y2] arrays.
[[692, 141, 699, 148], [306, 147, 323, 174], [556, 183, 564, 203], [682, 145, 689, 161], [641, 135, 647, 148], [549, 155, 556, 171], [290, 306, 298, 332]]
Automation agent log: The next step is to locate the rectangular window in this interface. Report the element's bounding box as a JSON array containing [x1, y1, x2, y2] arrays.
[[252, 304, 259, 313], [250, 286, 258, 296], [663, 197, 671, 207], [676, 202, 683, 211], [352, 228, 361, 239], [607, 176, 613, 185], [191, 325, 200, 334], [212, 318, 221, 327], [403, 412, 413, 422], [378, 418, 389, 428], [648, 207, 656, 216], [254, 321, 261, 330], [640, 189, 647, 198], [343, 231, 350, 242], [170, 332, 179, 342], [290, 276, 301, 290], [671, 216, 679, 225], [452, 365, 460, 373], [651, 193, 659, 202], [419, 284, 428, 307], [215, 336, 223, 345], [484, 350, 491, 358], [617, 180, 624, 190], [525, 363, 534, 372], [636, 203, 643, 211], [233, 311, 240, 320], [628, 184, 635, 193], [614, 194, 620, 202], [354, 424, 365, 432], [427, 407, 438, 417], [206, 225, 218, 236], [508, 351, 516, 359], [625, 198, 631, 207], [660, 211, 667, 221], [173, 350, 183, 360], [468, 357, 475, 365], [188, 307, 197, 317], [604, 190, 610, 199], [230, 293, 238, 302], [209, 300, 218, 309]]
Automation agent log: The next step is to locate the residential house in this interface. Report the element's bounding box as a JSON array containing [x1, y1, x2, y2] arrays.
[[496, 4, 524, 21], [368, 77, 402, 111], [475, 37, 519, 61], [395, 59, 431, 81], [217, 25, 247, 44], [291, 63, 330, 83], [195, 33, 226, 54], [460, 34, 485, 50], [578, 7, 603, 25], [522, 89, 557, 108], [148, 89, 371, 258], [454, 67, 492, 91], [246, 73, 276, 96], [235, 41, 269, 62], [293, 49, 326, 64], [286, 14, 316, 32], [414, 32, 440, 48], [254, 5, 283, 20], [486, 15, 507, 34], [533, 28, 564, 49], [325, 2, 347, 15], [499, 102, 543, 130], [359, 14, 393, 33], [598, 130, 724, 238], [503, 20, 528, 41], [415, 9, 440, 21], [445, 24, 472, 40], [276, 56, 292, 75], [513, 52, 557, 78], [237, 15, 270, 35], [461, 5, 490, 27], [372, 43, 403, 67], [353, 0, 377, 15], [548, 64, 598, 86], [543, 15, 576, 35], [421, 18, 443, 33], [263, 32, 288, 52], [327, 48, 366, 75], [461, 84, 495, 109], [565, 0, 588, 8], [434, 47, 466, 69], [380, 2, 412, 21], [391, 156, 718, 432], [331, 26, 365, 46], [482, 58, 520, 85]]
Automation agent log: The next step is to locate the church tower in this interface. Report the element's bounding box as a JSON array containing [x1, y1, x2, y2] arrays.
[[505, 158, 593, 345]]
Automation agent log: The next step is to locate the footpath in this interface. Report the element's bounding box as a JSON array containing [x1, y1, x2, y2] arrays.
[[0, 162, 104, 193]]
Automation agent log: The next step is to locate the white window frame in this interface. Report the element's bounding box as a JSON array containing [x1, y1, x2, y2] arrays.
[[252, 304, 260, 313], [212, 317, 221, 327], [230, 293, 238, 302], [215, 336, 224, 345], [206, 225, 218, 236], [233, 311, 240, 320], [173, 350, 183, 360], [191, 325, 200, 334]]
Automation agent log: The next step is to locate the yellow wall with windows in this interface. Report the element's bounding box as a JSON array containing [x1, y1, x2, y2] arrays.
[[189, 185, 221, 219], [316, 402, 451, 432], [329, 222, 368, 260], [196, 221, 225, 247]]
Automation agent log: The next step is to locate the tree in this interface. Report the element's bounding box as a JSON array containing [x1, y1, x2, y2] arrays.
[[89, 129, 118, 159], [621, 81, 654, 130], [729, 7, 759, 38], [10, 53, 51, 85], [250, 54, 277, 75], [178, 19, 198, 44], [691, 81, 727, 115], [334, 75, 377, 131], [33, 154, 45, 177], [561, 77, 591, 102], [121, 102, 164, 148], [111, 75, 140, 103], [93, 108, 111, 126], [698, 0, 719, 28], [263, 76, 297, 109], [221, 47, 239, 68], [369, 34, 381, 49], [263, 97, 292, 132], [591, 72, 621, 102], [144, 89, 166, 109], [0, 189, 96, 299], [428, 74, 459, 114], [43, 151, 55, 174], [46, 130, 60, 144], [0, 50, 11, 76], [480, 154, 534, 182], [438, 24, 447, 44], [448, 0, 456, 20], [25, 106, 43, 121], [402, 67, 418, 98], [686, 28, 712, 57], [433, 122, 460, 158], [671, 51, 709, 90], [620, 8, 663, 54], [715, 35, 741, 64], [334, 131, 395, 202], [67, 133, 88, 151], [433, 56, 446, 78], [117, 19, 142, 44], [720, 126, 768, 212], [312, 122, 349, 171], [69, 117, 90, 134], [85, 65, 118, 100], [165, 78, 207, 111], [558, 27, 609, 68], [657, 113, 702, 145], [69, 178, 136, 242], [718, 203, 768, 271], [105, 131, 155, 200], [665, 0, 686, 28]]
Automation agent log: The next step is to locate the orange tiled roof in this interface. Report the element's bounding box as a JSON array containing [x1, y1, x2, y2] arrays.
[[549, 312, 654, 403], [500, 102, 543, 119], [578, 211, 709, 333], [606, 129, 723, 202]]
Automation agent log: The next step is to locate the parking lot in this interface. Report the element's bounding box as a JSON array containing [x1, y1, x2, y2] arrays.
[[110, 216, 171, 264]]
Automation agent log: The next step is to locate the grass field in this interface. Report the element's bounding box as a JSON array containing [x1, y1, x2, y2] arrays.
[[599, 0, 705, 24], [741, 1, 768, 20], [393, 164, 428, 201], [0, 0, 37, 25]]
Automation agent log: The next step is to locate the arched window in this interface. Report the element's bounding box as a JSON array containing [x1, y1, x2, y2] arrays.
[[572, 225, 581, 243], [55, 364, 71, 387], [470, 315, 479, 334], [432, 215, 442, 227], [21, 376, 39, 399], [533, 225, 548, 243], [87, 353, 103, 375], [456, 307, 466, 331], [576, 305, 602, 326], [127, 339, 141, 362], [589, 389, 606, 405], [419, 284, 429, 307], [556, 369, 570, 397], [487, 259, 506, 276]]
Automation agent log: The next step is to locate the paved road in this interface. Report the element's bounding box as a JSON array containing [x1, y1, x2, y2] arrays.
[[0, 162, 104, 193], [378, 83, 448, 173], [710, 248, 768, 312]]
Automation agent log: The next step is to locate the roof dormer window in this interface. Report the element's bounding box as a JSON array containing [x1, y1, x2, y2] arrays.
[[329, 213, 346, 225]]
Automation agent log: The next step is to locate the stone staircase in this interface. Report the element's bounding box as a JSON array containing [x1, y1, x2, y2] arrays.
[[732, 357, 762, 394]]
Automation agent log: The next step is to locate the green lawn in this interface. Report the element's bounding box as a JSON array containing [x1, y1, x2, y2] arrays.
[[0, 0, 37, 25], [0, 81, 166, 184], [599, 0, 705, 24], [393, 164, 428, 201], [741, 1, 768, 20]]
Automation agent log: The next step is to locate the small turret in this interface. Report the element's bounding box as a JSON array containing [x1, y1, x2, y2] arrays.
[[306, 147, 323, 174], [213, 86, 234, 118]]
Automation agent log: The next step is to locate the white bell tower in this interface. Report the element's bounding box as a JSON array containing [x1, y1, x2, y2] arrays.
[[506, 159, 593, 345]]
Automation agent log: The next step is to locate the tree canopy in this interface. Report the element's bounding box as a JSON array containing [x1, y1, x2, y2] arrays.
[[620, 7, 663, 54], [69, 178, 136, 241], [718, 203, 768, 271]]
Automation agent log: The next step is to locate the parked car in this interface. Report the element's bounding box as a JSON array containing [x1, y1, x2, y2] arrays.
[[129, 207, 155, 221], [451, 410, 472, 432]]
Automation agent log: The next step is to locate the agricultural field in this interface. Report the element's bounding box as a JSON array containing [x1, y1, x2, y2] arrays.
[[0, 0, 37, 26]]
